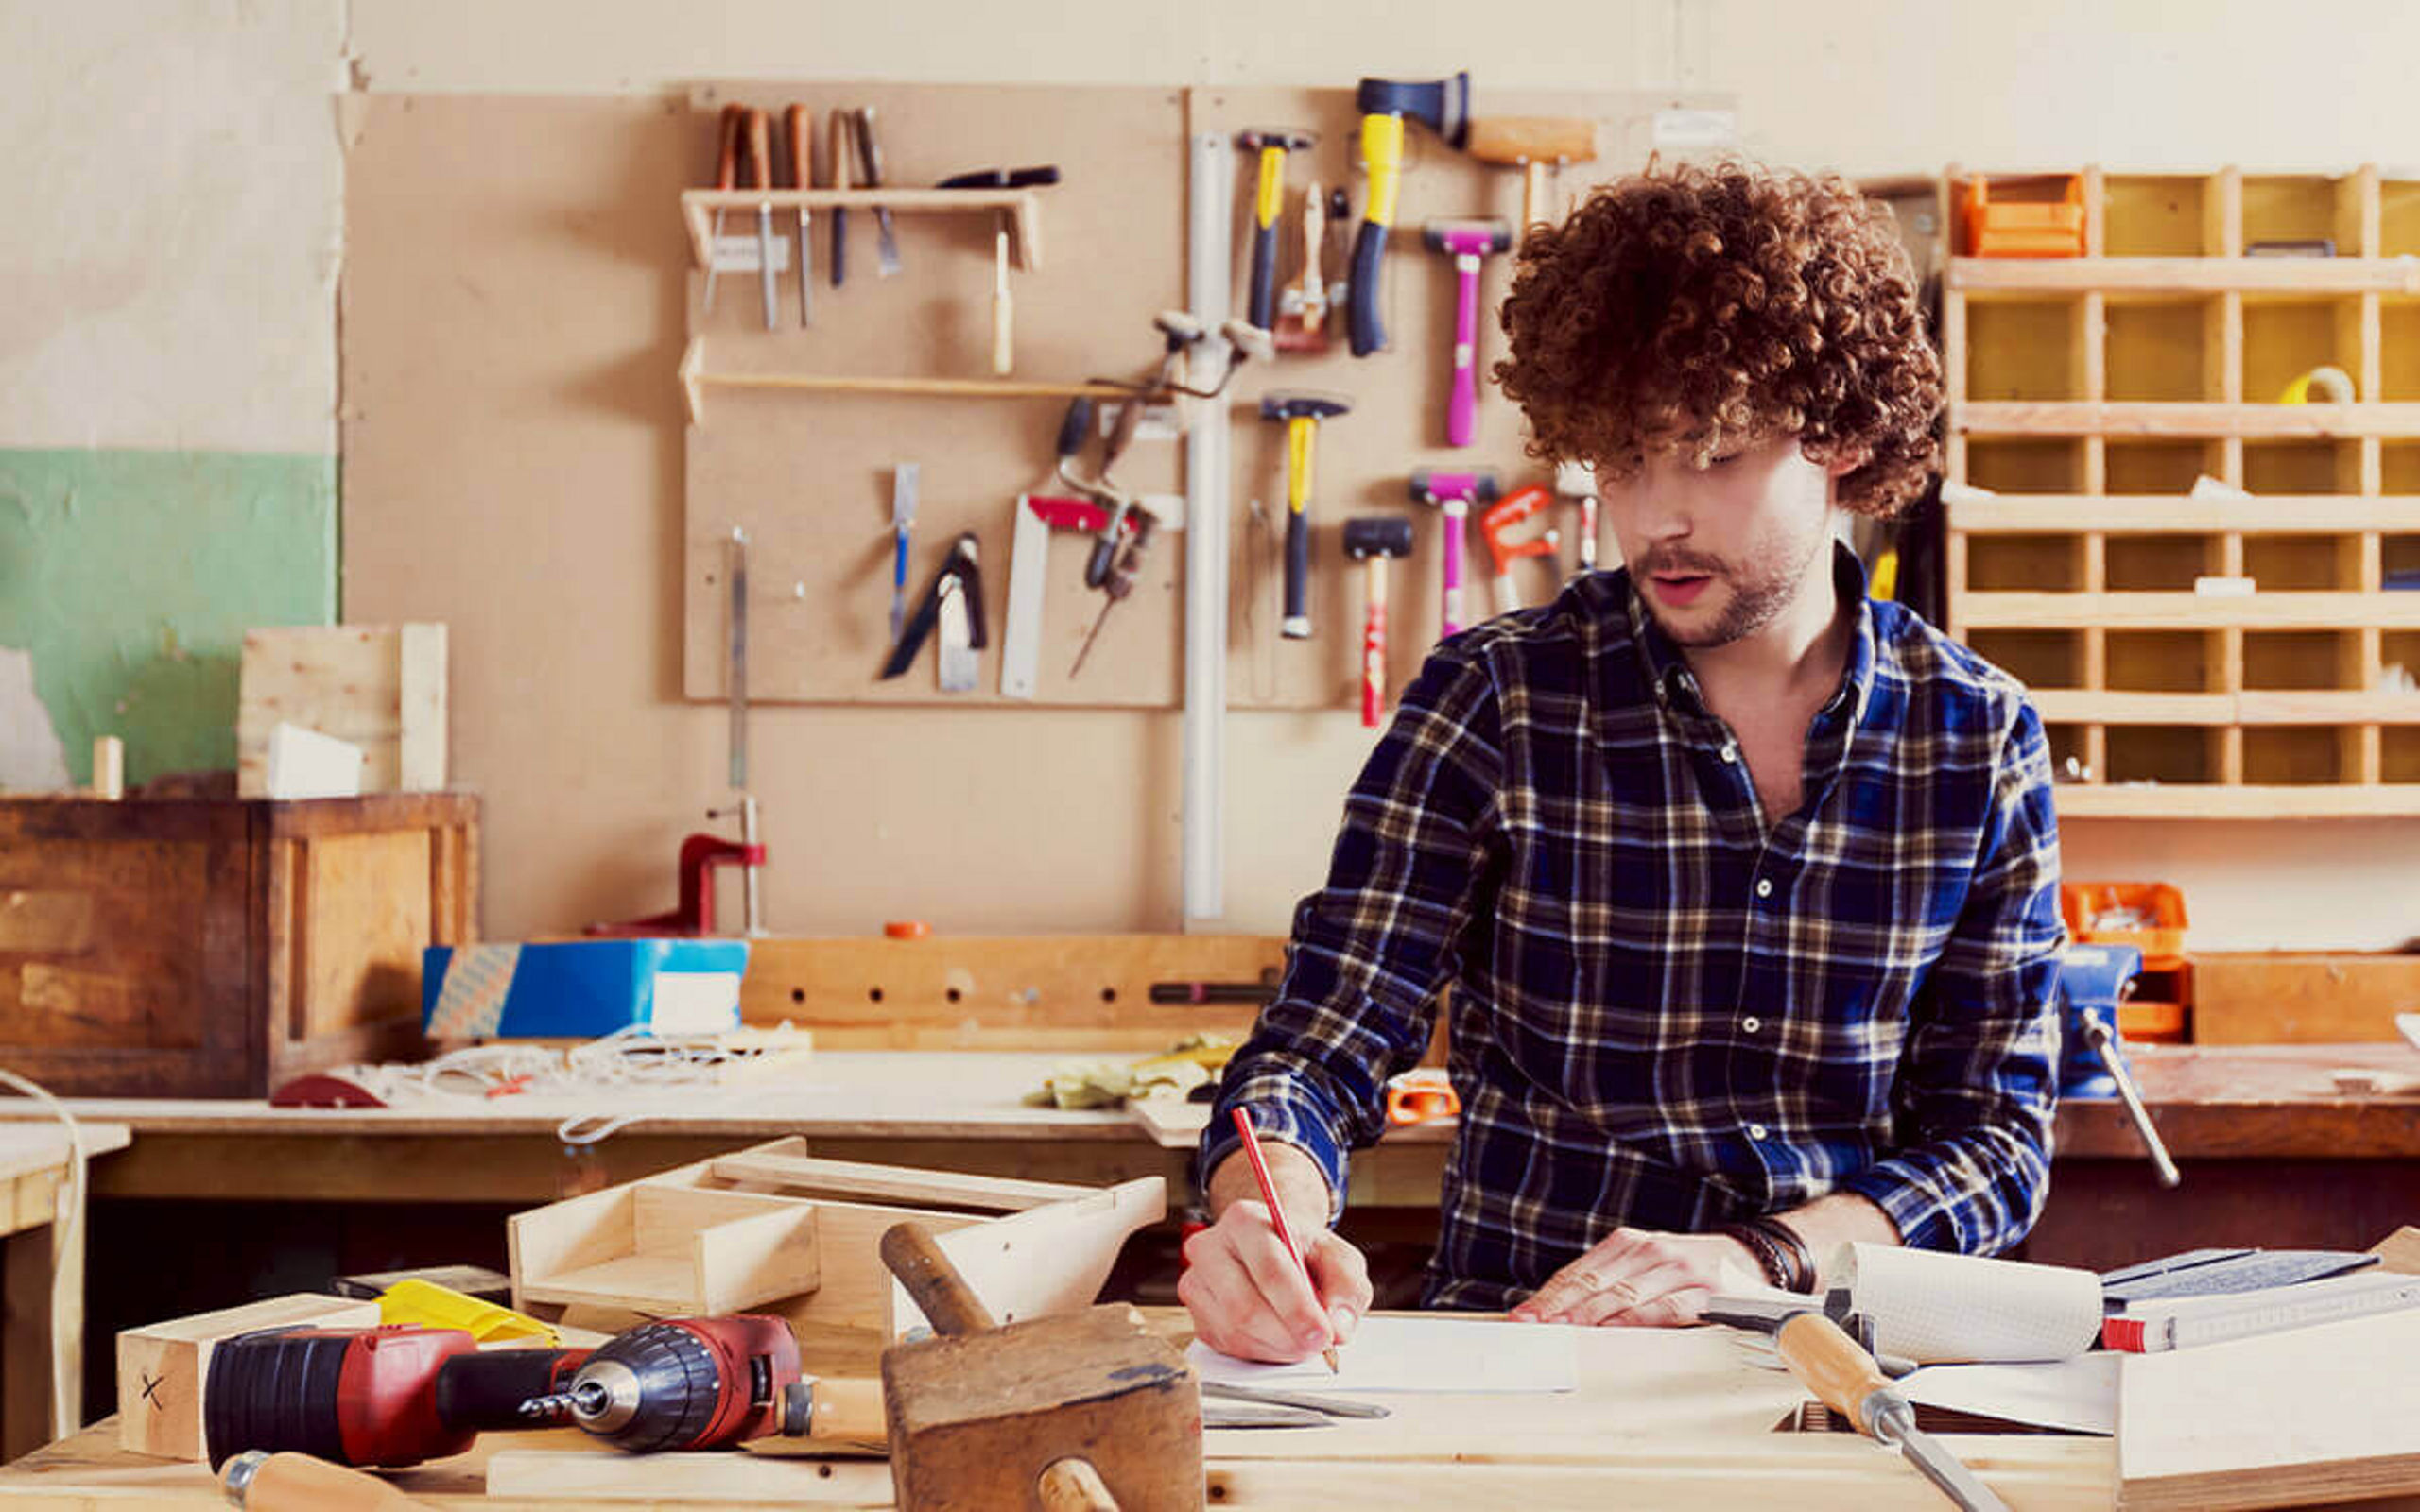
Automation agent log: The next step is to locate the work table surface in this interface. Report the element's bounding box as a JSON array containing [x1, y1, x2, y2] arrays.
[[0, 1322, 2122, 1509], [17, 1041, 2420, 1153]]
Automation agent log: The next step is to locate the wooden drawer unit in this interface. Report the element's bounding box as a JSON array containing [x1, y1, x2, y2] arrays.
[[0, 793, 477, 1095]]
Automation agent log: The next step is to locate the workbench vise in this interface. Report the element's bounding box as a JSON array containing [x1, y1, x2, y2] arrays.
[[2057, 944, 2181, 1186]]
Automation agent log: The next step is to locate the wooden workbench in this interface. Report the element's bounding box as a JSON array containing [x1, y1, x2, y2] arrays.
[[16, 1043, 2420, 1271], [0, 1124, 130, 1462], [0, 1321, 2124, 1509]]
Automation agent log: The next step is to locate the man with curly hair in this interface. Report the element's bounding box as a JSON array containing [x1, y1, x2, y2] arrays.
[[1183, 161, 2063, 1364]]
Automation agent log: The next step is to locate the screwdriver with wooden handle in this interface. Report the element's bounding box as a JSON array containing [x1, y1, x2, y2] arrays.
[[220, 1451, 435, 1512], [784, 103, 813, 326], [1774, 1313, 2012, 1512], [744, 107, 778, 330], [701, 103, 744, 314]]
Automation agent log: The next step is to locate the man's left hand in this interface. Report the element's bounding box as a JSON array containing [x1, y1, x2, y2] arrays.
[[1508, 1228, 1762, 1327]]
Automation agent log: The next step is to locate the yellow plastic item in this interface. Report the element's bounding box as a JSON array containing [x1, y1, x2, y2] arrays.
[[376, 1279, 561, 1346], [2278, 365, 2356, 404]]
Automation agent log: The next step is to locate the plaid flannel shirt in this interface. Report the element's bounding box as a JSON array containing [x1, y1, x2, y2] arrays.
[[1201, 546, 2065, 1310]]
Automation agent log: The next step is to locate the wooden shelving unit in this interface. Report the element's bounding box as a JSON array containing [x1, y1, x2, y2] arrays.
[[1941, 165, 2420, 818]]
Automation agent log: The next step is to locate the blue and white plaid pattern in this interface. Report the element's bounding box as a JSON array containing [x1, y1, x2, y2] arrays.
[[1201, 547, 2065, 1310]]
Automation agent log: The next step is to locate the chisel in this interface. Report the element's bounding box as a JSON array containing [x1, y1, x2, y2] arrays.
[[744, 107, 777, 330], [828, 108, 852, 288], [854, 107, 904, 276], [1775, 1313, 2012, 1512], [890, 464, 919, 646], [784, 103, 814, 326], [701, 103, 744, 314]]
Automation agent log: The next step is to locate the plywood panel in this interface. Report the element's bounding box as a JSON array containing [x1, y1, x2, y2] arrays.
[[296, 829, 432, 1039]]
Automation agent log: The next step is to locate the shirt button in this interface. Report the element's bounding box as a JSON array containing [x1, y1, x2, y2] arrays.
[[1755, 878, 1774, 899], [1747, 1124, 1770, 1142], [1720, 742, 1739, 763], [1742, 1016, 1762, 1033]]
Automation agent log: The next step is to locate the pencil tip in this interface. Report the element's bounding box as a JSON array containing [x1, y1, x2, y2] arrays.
[[1322, 1347, 1340, 1373]]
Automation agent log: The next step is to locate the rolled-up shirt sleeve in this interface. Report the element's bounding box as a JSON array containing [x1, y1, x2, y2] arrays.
[[1841, 696, 2064, 1254], [1199, 644, 1505, 1215]]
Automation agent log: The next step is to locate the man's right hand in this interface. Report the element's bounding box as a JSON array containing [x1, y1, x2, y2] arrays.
[[1178, 1198, 1373, 1363]]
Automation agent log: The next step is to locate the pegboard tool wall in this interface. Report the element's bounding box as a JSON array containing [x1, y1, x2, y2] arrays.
[[683, 81, 1691, 711]]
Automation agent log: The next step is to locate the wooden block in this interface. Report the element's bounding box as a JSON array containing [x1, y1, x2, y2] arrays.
[[2118, 1307, 2420, 1509], [2374, 1226, 2420, 1275], [116, 1293, 380, 1461], [237, 625, 447, 799], [883, 1305, 1201, 1512], [2192, 952, 2420, 1043]]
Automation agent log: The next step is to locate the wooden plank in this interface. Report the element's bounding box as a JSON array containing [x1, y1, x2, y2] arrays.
[[2118, 1308, 2420, 1509], [1951, 254, 2420, 294], [114, 1293, 381, 1461], [707, 1152, 1098, 1211], [1960, 591, 2420, 628], [2052, 782, 2420, 817], [737, 934, 1281, 1046], [2191, 952, 2420, 1043], [485, 1449, 892, 1503], [919, 1176, 1165, 1332], [1946, 495, 2420, 534], [2030, 690, 2420, 725], [1959, 400, 2420, 438], [237, 626, 449, 799]]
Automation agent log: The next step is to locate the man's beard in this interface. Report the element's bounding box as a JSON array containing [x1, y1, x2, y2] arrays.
[[1636, 524, 1829, 649]]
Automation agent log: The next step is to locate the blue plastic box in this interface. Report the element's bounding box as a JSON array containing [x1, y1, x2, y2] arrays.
[[422, 938, 752, 1040]]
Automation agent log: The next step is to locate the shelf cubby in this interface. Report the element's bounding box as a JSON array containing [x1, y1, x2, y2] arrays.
[[1943, 163, 2420, 816], [1969, 628, 2085, 691]]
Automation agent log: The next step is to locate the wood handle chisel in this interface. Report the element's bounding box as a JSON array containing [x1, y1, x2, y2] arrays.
[[854, 106, 903, 276], [1776, 1313, 2012, 1512], [744, 107, 777, 330], [784, 102, 813, 325], [702, 103, 744, 314]]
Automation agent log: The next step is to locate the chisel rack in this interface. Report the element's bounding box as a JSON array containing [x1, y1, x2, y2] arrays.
[[1942, 165, 2420, 817]]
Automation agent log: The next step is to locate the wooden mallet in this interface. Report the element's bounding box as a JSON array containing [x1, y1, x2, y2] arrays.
[[878, 1222, 1203, 1512], [1464, 115, 1601, 236]]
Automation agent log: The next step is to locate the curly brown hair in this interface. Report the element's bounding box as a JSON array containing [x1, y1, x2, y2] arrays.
[[1493, 159, 1942, 517]]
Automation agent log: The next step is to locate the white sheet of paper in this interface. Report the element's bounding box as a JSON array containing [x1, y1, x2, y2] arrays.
[[1899, 1353, 2119, 1435], [1186, 1316, 1581, 1394]]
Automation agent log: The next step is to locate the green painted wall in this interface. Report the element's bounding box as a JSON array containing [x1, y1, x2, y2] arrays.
[[0, 449, 336, 787]]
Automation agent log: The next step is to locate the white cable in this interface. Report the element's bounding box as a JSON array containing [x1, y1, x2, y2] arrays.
[[0, 1066, 88, 1441]]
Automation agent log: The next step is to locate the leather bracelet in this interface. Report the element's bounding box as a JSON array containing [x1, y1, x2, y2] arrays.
[[1719, 1221, 1789, 1292], [1721, 1216, 1816, 1294]]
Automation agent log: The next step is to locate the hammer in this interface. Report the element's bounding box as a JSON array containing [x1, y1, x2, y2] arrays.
[[879, 1222, 1203, 1512], [1423, 219, 1512, 446], [1409, 467, 1499, 638], [1348, 73, 1473, 356], [1465, 115, 1601, 235], [1261, 391, 1352, 639], [1342, 518, 1415, 728], [1236, 129, 1315, 332]]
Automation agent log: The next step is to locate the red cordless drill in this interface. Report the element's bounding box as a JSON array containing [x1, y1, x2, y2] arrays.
[[204, 1315, 805, 1468], [204, 1324, 584, 1469]]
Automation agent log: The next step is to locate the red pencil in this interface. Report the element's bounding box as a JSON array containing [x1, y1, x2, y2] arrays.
[[1230, 1107, 1340, 1372]]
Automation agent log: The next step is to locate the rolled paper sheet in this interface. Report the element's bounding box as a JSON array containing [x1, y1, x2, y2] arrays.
[[1835, 1242, 2104, 1364]]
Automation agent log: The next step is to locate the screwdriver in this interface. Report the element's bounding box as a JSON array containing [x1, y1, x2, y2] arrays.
[[784, 103, 814, 326], [701, 103, 744, 314], [1775, 1312, 2013, 1512], [1070, 510, 1155, 679], [745, 107, 778, 330]]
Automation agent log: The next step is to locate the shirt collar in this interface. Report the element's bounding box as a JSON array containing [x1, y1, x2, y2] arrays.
[[1622, 541, 1877, 725]]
